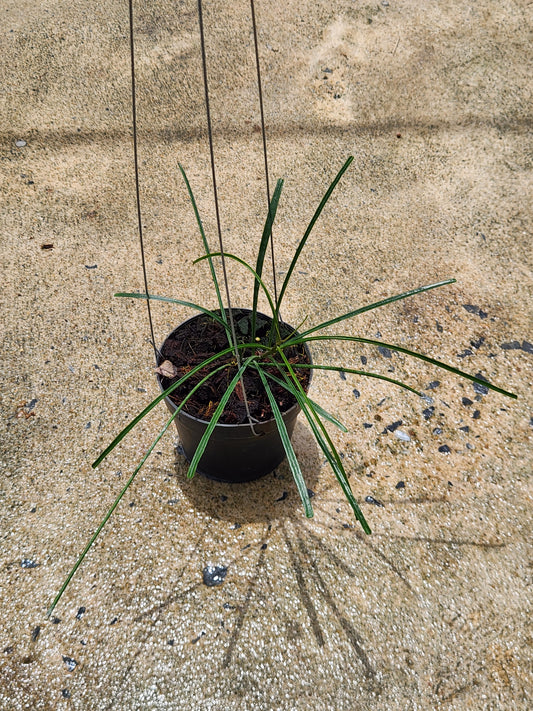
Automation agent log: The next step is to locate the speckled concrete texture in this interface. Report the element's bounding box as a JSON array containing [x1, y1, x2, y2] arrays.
[[1, 0, 532, 709]]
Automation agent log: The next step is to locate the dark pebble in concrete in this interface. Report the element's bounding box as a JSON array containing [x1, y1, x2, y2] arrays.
[[378, 346, 392, 358], [386, 420, 402, 432], [501, 341, 521, 350], [438, 445, 451, 453], [361, 356, 367, 365], [459, 426, 470, 432], [462, 305, 487, 318], [203, 565, 228, 587], [473, 410, 481, 419], [423, 407, 435, 420], [20, 559, 38, 568], [76, 607, 85, 620], [433, 427, 443, 435], [522, 341, 533, 353], [395, 481, 405, 489], [462, 397, 473, 406], [427, 381, 440, 389], [31, 626, 40, 641], [62, 656, 78, 672], [353, 388, 360, 398], [363, 423, 373, 428], [276, 491, 288, 502], [339, 370, 346, 380], [365, 496, 385, 507]]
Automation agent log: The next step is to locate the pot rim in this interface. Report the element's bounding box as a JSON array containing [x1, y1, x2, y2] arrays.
[[156, 307, 312, 429]]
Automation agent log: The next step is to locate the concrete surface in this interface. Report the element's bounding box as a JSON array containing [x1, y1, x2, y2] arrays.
[[1, 0, 532, 709]]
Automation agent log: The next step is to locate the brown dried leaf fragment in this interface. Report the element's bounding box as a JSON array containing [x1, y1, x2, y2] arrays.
[[155, 360, 178, 378]]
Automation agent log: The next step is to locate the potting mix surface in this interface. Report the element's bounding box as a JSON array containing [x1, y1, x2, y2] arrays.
[[159, 310, 310, 423]]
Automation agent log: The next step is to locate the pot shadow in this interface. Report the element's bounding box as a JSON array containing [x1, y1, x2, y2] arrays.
[[173, 421, 322, 524]]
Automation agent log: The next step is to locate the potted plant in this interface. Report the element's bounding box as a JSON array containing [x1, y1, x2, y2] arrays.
[[47, 156, 516, 616]]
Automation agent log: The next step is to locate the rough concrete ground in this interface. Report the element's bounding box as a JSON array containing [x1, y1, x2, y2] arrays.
[[1, 0, 532, 709]]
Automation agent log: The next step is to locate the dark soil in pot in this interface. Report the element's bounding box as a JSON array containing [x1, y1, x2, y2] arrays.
[[157, 309, 311, 425]]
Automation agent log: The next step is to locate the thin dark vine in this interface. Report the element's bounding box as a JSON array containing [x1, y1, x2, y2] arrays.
[[128, 0, 156, 359], [250, 0, 278, 305]]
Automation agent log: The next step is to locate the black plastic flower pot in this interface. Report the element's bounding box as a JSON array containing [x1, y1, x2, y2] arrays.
[[156, 309, 312, 483]]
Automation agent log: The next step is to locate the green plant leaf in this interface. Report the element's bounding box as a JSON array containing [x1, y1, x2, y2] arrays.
[[275, 156, 354, 319], [92, 344, 238, 469], [47, 409, 179, 618], [273, 351, 370, 533], [257, 367, 314, 518], [283, 362, 422, 396], [58, 361, 233, 615], [295, 279, 457, 338], [178, 163, 227, 325], [115, 292, 228, 329], [193, 252, 278, 329], [187, 356, 256, 478], [259, 367, 348, 431], [295, 335, 517, 399], [253, 178, 284, 338], [299, 395, 369, 532]]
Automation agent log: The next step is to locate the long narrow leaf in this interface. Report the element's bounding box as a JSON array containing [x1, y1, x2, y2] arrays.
[[194, 252, 278, 326], [178, 163, 227, 326], [82, 362, 232, 617], [253, 178, 284, 338], [275, 156, 354, 318], [274, 351, 370, 533], [187, 356, 256, 478], [47, 409, 178, 618], [294, 335, 517, 399], [296, 391, 367, 528], [294, 279, 457, 339], [115, 292, 228, 329], [280, 362, 422, 396], [259, 367, 348, 432], [257, 368, 314, 518], [92, 345, 238, 469]]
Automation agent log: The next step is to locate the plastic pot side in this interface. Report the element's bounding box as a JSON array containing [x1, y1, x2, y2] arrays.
[[157, 310, 312, 483]]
